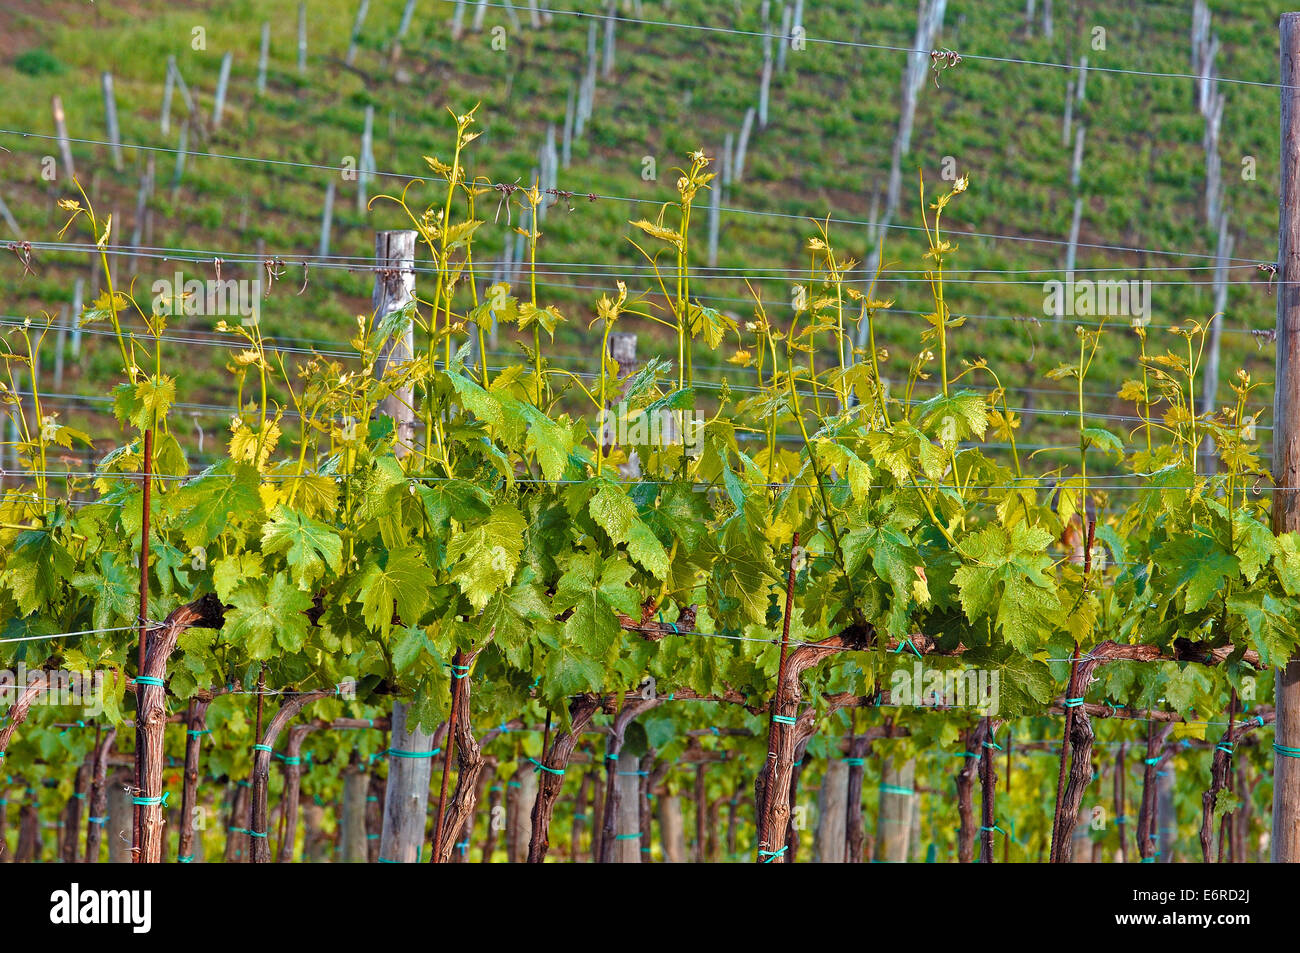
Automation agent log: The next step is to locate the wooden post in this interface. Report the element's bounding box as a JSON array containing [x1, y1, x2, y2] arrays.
[[53, 307, 67, 390], [340, 762, 369, 862], [257, 22, 271, 95], [1201, 209, 1234, 474], [758, 48, 773, 129], [52, 96, 75, 181], [298, 2, 308, 74], [707, 153, 722, 268], [0, 193, 19, 239], [372, 230, 417, 455], [212, 52, 233, 128], [1274, 11, 1300, 864], [776, 4, 792, 73], [70, 278, 84, 359], [613, 750, 641, 862], [734, 106, 755, 183], [658, 795, 686, 862], [102, 73, 123, 171], [399, 0, 419, 40], [358, 105, 374, 213], [378, 701, 437, 862], [171, 124, 188, 203], [167, 57, 196, 119], [84, 727, 117, 863], [602, 0, 617, 78], [318, 180, 335, 258], [506, 768, 537, 862], [177, 698, 210, 863], [160, 61, 175, 136], [561, 84, 575, 168], [107, 771, 134, 862], [1070, 124, 1086, 191], [1062, 76, 1074, 147], [878, 758, 915, 861], [813, 759, 848, 862], [346, 0, 370, 66]]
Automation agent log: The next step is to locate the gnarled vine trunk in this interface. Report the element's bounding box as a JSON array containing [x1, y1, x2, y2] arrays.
[[527, 693, 602, 862], [135, 594, 225, 863], [248, 689, 331, 863]]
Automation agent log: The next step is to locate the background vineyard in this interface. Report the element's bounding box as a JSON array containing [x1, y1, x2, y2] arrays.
[[0, 0, 1294, 869]]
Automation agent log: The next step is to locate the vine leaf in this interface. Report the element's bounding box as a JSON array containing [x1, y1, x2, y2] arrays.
[[588, 481, 669, 580], [353, 545, 428, 637], [446, 504, 527, 611], [223, 572, 312, 658], [260, 505, 344, 590]]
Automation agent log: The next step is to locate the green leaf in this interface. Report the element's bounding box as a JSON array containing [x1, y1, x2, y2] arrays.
[[5, 527, 75, 614], [354, 546, 428, 636], [222, 573, 311, 658], [953, 523, 1058, 653], [169, 462, 262, 548], [445, 504, 528, 611], [260, 505, 343, 590], [587, 481, 669, 580], [1154, 534, 1238, 612]]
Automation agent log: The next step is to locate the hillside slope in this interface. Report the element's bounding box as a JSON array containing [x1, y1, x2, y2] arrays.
[[0, 0, 1287, 472]]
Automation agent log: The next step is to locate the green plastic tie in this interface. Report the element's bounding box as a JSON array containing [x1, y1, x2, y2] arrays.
[[133, 792, 170, 807], [1275, 743, 1300, 758], [615, 833, 640, 841], [880, 784, 914, 797], [528, 758, 565, 776], [758, 846, 787, 863], [134, 676, 165, 688], [893, 637, 923, 659], [252, 744, 273, 753], [1216, 742, 1235, 755], [388, 747, 441, 759], [1063, 697, 1085, 708], [187, 729, 211, 738], [772, 714, 797, 726], [842, 757, 865, 766]]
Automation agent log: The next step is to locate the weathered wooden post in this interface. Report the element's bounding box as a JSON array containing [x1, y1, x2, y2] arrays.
[[52, 96, 75, 181], [257, 22, 271, 94], [102, 73, 123, 171], [1272, 10, 1300, 863], [346, 0, 370, 66], [212, 52, 233, 127]]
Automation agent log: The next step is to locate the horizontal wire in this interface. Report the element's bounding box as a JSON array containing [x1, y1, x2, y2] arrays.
[[0, 131, 1263, 265], [16, 240, 1275, 282]]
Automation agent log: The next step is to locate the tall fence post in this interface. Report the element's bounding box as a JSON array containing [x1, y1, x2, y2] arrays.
[[372, 230, 417, 458], [52, 96, 75, 181], [298, 2, 308, 74], [1272, 10, 1300, 863], [102, 73, 123, 172]]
